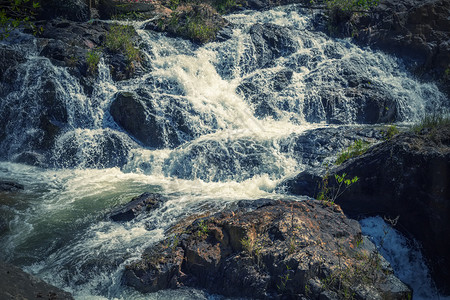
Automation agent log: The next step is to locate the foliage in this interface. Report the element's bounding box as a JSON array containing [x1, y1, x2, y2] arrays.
[[0, 0, 41, 40], [382, 124, 399, 140], [105, 23, 141, 64], [197, 220, 208, 237], [317, 172, 359, 204], [411, 113, 450, 134], [336, 139, 370, 165], [211, 0, 238, 14], [86, 48, 101, 74], [325, 0, 379, 12]]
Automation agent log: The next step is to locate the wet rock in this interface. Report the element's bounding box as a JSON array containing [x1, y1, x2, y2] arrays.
[[110, 193, 166, 222], [110, 90, 214, 149], [123, 200, 411, 299], [0, 46, 26, 84], [279, 125, 386, 168], [236, 69, 294, 119], [329, 0, 450, 96], [0, 260, 73, 299], [51, 129, 135, 168], [303, 60, 400, 124], [37, 0, 90, 22], [284, 125, 450, 295], [0, 181, 24, 192], [164, 138, 285, 182], [249, 23, 297, 70]]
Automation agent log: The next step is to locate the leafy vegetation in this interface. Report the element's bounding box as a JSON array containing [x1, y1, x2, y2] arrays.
[[0, 0, 41, 40], [86, 48, 101, 74], [317, 171, 359, 204], [325, 0, 379, 12], [105, 23, 141, 66], [382, 124, 399, 140], [336, 139, 370, 165]]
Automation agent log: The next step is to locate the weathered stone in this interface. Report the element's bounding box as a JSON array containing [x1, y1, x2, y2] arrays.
[[0, 260, 73, 300], [37, 0, 90, 22], [124, 200, 411, 299], [283, 125, 450, 295], [249, 23, 297, 70], [110, 193, 166, 222]]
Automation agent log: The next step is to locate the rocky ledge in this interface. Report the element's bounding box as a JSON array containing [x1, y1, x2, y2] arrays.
[[0, 260, 73, 300], [281, 124, 450, 295], [123, 199, 411, 299]]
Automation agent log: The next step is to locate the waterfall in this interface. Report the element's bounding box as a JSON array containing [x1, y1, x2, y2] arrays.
[[0, 4, 448, 299]]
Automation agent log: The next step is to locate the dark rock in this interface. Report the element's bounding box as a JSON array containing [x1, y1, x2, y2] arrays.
[[330, 0, 450, 96], [110, 90, 214, 149], [164, 138, 285, 182], [124, 200, 411, 299], [0, 46, 26, 84], [278, 125, 386, 168], [236, 69, 294, 119], [110, 193, 166, 222], [0, 181, 24, 192], [284, 125, 450, 295], [37, 0, 90, 22], [0, 260, 73, 299], [13, 151, 47, 167], [249, 23, 297, 70], [303, 60, 400, 124], [51, 129, 135, 168]]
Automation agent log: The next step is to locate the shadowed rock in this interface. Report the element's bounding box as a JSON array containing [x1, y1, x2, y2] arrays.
[[110, 193, 166, 222]]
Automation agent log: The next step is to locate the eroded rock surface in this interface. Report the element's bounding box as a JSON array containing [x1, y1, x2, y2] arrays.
[[123, 200, 411, 299]]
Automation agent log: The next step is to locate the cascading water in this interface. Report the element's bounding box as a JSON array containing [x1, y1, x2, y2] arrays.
[[0, 4, 448, 299]]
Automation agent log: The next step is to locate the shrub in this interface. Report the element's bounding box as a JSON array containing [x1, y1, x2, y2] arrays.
[[382, 125, 399, 140], [317, 172, 359, 204], [0, 0, 41, 40], [105, 23, 141, 64], [325, 0, 379, 12], [86, 48, 101, 74]]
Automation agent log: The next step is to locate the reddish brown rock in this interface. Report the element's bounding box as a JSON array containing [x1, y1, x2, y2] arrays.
[[123, 200, 411, 299]]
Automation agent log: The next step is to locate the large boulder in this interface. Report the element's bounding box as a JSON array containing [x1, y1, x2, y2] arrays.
[[110, 90, 214, 149], [0, 261, 73, 299], [123, 199, 411, 299], [37, 0, 90, 21], [51, 129, 136, 168], [249, 23, 297, 70], [283, 125, 450, 295]]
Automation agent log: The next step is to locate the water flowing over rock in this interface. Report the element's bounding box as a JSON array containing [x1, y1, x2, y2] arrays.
[[123, 200, 411, 299]]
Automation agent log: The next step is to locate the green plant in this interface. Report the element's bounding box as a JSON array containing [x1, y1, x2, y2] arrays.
[[86, 48, 101, 74], [325, 0, 379, 12], [0, 0, 41, 40], [382, 124, 399, 140], [336, 139, 370, 165], [105, 23, 141, 66], [411, 113, 450, 134], [197, 220, 208, 237], [317, 172, 359, 204], [277, 264, 292, 292], [212, 0, 238, 14]]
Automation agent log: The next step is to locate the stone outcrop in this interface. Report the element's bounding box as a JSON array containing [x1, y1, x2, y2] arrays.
[[282, 125, 450, 295], [0, 260, 73, 300], [329, 0, 450, 96], [110, 192, 166, 222], [37, 0, 90, 22], [123, 199, 411, 299]]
